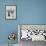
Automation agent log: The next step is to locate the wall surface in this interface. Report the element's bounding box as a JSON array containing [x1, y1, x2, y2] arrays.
[[0, 0, 46, 45]]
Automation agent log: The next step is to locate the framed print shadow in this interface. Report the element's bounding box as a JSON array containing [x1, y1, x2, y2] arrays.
[[5, 5, 16, 20]]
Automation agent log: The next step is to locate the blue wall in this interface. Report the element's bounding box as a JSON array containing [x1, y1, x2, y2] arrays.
[[20, 0, 46, 24], [0, 0, 46, 44]]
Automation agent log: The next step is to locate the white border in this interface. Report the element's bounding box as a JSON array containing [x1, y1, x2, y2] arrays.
[[18, 25, 20, 43]]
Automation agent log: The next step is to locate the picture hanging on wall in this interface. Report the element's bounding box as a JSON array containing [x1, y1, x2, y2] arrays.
[[6, 5, 16, 20]]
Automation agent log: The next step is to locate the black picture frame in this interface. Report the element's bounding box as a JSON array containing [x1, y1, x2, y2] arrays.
[[5, 5, 16, 20]]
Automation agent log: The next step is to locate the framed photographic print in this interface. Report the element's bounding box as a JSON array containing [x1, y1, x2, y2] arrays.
[[18, 24, 46, 42], [6, 5, 16, 20]]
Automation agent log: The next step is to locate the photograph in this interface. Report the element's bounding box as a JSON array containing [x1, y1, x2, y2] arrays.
[[6, 5, 16, 20]]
